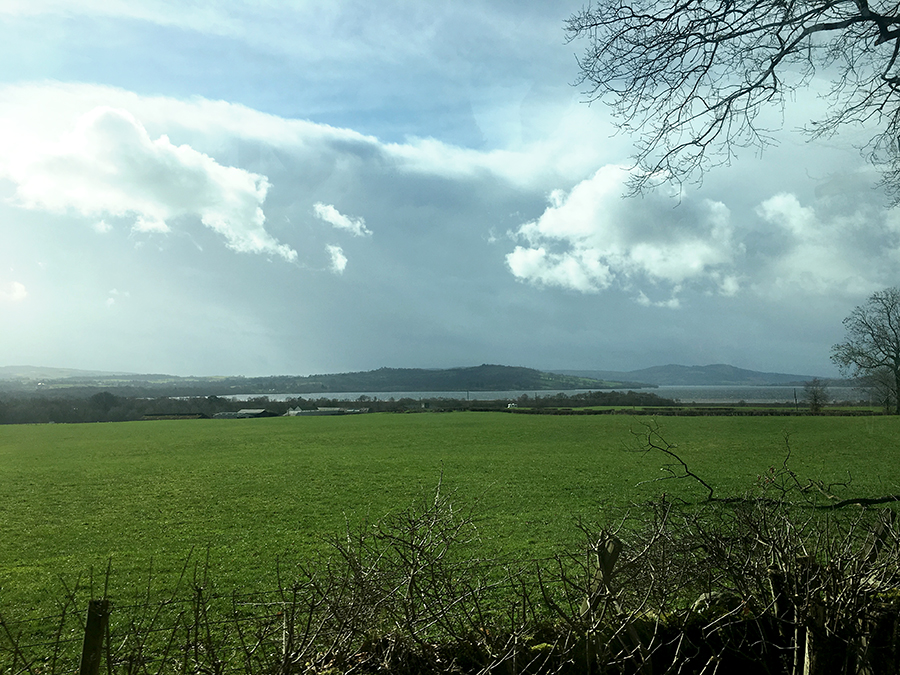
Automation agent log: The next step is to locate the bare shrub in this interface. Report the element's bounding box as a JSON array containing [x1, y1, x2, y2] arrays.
[[5, 478, 900, 674]]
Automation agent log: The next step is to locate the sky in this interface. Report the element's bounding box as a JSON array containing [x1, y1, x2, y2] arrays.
[[0, 1, 895, 378]]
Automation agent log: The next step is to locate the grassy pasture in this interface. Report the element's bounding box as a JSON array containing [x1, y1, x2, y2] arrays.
[[1, 412, 899, 616]]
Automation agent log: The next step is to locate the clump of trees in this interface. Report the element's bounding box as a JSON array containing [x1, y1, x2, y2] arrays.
[[516, 390, 676, 408], [0, 394, 274, 424]]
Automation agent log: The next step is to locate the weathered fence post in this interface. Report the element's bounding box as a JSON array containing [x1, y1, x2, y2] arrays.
[[769, 566, 799, 672], [79, 599, 109, 675]]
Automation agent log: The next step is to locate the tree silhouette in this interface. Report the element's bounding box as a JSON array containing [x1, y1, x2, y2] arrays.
[[832, 287, 900, 414]]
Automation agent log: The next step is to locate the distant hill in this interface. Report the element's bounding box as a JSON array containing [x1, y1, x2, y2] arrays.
[[552, 364, 819, 386], [268, 365, 630, 393], [0, 364, 638, 396], [0, 366, 136, 381], [1, 362, 822, 396]]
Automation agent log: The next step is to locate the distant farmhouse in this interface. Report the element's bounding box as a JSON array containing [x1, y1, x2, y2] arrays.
[[213, 408, 280, 419], [285, 407, 369, 416], [211, 407, 370, 419]]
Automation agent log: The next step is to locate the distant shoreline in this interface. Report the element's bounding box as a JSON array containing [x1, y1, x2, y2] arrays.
[[218, 384, 865, 406]]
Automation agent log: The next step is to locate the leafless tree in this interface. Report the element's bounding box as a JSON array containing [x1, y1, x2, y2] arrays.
[[804, 377, 831, 412], [832, 286, 900, 413], [566, 0, 900, 197]]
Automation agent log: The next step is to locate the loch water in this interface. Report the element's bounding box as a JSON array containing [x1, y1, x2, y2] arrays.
[[229, 385, 865, 405]]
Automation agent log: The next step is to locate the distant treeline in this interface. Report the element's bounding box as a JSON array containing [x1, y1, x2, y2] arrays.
[[0, 390, 677, 424], [500, 389, 676, 409]]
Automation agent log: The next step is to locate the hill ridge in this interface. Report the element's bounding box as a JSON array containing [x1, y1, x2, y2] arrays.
[[0, 363, 827, 394], [0, 364, 636, 396], [551, 363, 820, 386]]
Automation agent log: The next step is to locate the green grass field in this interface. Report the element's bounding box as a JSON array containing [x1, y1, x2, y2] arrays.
[[2, 412, 899, 616]]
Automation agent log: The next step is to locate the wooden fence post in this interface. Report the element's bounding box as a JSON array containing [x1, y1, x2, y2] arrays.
[[79, 599, 109, 675]]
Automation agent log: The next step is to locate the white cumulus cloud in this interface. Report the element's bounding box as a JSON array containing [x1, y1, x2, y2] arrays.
[[506, 165, 738, 298], [506, 246, 613, 293], [0, 105, 297, 261], [0, 281, 27, 302], [326, 245, 348, 274], [313, 202, 371, 237]]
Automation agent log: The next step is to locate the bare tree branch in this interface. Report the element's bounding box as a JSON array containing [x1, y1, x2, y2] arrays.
[[567, 0, 900, 197]]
